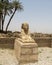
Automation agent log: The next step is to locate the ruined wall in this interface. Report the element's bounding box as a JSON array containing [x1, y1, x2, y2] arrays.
[[51, 39, 52, 47], [0, 37, 52, 48], [34, 37, 51, 47], [0, 37, 15, 48]]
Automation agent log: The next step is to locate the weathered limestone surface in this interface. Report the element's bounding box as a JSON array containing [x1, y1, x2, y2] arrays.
[[51, 40, 52, 47], [34, 37, 51, 47], [14, 23, 38, 64], [14, 39, 38, 63], [0, 37, 15, 48]]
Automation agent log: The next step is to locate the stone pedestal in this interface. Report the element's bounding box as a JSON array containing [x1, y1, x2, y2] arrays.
[[14, 38, 38, 64]]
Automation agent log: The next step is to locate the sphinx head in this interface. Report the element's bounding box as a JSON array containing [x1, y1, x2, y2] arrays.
[[21, 23, 29, 34]]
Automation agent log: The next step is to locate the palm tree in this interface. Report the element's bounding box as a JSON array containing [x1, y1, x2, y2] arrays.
[[0, 0, 3, 31], [1, 0, 13, 31], [0, 15, 1, 31], [6, 0, 23, 32]]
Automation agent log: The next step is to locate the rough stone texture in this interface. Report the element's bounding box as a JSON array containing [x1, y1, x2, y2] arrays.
[[14, 22, 38, 64], [14, 39, 38, 64], [20, 23, 35, 42], [34, 37, 51, 47], [0, 37, 15, 48], [0, 37, 52, 49], [51, 40, 52, 47]]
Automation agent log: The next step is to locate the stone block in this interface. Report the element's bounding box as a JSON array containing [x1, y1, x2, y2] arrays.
[[32, 47, 38, 54], [21, 47, 32, 54], [14, 38, 38, 64]]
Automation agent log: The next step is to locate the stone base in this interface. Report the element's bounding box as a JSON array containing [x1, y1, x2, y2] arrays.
[[14, 38, 38, 64]]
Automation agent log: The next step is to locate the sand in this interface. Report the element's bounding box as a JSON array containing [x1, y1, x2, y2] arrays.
[[0, 47, 52, 65]]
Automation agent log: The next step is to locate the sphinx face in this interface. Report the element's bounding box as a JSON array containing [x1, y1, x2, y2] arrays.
[[24, 24, 28, 31]]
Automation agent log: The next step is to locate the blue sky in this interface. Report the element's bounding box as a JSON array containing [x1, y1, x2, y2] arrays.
[[4, 0, 52, 33]]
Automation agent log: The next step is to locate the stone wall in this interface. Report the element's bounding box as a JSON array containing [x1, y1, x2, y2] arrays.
[[0, 37, 52, 48], [51, 39, 52, 47], [34, 37, 51, 47], [0, 37, 15, 48]]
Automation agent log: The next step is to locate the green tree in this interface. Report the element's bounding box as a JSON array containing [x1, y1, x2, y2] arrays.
[[6, 0, 23, 32], [1, 0, 13, 31], [0, 0, 3, 30], [0, 0, 23, 32], [0, 0, 13, 32]]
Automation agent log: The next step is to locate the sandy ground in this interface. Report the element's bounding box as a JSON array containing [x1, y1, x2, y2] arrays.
[[0, 47, 52, 65]]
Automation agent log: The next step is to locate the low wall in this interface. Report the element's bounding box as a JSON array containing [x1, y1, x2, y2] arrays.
[[0, 37, 52, 48], [34, 37, 51, 47], [51, 39, 52, 47], [0, 37, 15, 48]]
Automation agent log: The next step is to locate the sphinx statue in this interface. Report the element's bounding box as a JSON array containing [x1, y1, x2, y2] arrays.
[[19, 23, 35, 42], [14, 22, 38, 64]]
